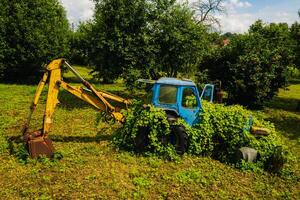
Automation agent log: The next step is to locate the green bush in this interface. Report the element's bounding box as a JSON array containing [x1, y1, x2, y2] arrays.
[[196, 102, 287, 172], [113, 101, 288, 172], [200, 21, 294, 108], [113, 101, 178, 159]]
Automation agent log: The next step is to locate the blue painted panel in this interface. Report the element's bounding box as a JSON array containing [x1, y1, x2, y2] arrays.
[[156, 77, 196, 86], [200, 84, 214, 102], [151, 78, 205, 127], [152, 84, 178, 111], [178, 86, 202, 126]]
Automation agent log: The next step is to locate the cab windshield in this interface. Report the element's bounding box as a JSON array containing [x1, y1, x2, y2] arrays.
[[159, 85, 177, 104]]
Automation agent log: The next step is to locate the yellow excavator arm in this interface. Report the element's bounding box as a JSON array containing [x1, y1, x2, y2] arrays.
[[22, 59, 130, 158]]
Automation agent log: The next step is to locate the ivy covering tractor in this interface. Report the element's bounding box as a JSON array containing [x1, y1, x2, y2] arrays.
[[22, 59, 263, 160]]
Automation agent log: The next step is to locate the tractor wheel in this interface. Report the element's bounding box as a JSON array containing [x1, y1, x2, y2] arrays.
[[133, 126, 150, 151], [169, 125, 188, 154]]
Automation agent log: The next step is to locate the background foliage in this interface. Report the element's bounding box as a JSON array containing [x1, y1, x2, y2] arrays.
[[200, 21, 294, 107], [82, 0, 209, 84], [291, 17, 300, 70], [0, 0, 70, 82], [85, 0, 151, 83]]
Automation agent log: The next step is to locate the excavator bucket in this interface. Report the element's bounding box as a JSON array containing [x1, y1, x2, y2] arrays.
[[23, 130, 54, 158]]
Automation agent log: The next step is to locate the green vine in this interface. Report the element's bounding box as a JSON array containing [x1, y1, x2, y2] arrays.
[[113, 101, 289, 172]]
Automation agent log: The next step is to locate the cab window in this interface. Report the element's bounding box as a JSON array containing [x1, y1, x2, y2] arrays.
[[182, 88, 198, 108], [159, 85, 177, 104]]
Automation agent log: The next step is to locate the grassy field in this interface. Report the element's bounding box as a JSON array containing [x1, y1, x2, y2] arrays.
[[0, 66, 299, 199]]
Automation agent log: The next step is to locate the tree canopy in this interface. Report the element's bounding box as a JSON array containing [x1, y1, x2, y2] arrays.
[[290, 13, 300, 69], [84, 0, 209, 84], [200, 20, 294, 108], [0, 0, 70, 82]]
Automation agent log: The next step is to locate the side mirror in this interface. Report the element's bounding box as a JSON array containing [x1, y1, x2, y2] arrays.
[[200, 84, 214, 102]]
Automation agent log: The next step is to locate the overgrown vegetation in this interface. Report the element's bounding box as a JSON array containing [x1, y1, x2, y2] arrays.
[[113, 102, 175, 158], [114, 101, 289, 173]]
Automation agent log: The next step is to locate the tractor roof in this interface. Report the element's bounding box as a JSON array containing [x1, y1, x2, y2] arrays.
[[156, 77, 196, 86]]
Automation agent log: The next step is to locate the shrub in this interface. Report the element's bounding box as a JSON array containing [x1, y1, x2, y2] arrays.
[[113, 101, 175, 158], [195, 101, 287, 172]]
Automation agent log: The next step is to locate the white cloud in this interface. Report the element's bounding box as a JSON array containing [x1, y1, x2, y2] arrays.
[[223, 0, 252, 10], [217, 13, 252, 33], [218, 5, 299, 33], [186, 0, 254, 32], [60, 0, 94, 25], [59, 0, 299, 33]]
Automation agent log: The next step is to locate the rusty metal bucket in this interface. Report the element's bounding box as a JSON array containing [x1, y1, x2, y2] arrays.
[[23, 129, 54, 158]]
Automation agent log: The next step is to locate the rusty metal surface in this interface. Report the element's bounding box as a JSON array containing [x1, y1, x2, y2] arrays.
[[24, 130, 54, 158], [251, 126, 270, 136]]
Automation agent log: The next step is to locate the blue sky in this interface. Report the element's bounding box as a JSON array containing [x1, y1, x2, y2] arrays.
[[60, 0, 300, 33]]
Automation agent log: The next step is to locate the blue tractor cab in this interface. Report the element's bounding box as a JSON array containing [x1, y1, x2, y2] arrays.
[[137, 78, 264, 161], [139, 77, 214, 126], [135, 77, 214, 153]]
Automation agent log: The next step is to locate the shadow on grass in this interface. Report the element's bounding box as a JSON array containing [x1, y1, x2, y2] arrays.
[[7, 136, 23, 148], [50, 132, 112, 143], [266, 97, 300, 112], [289, 79, 300, 84], [58, 90, 94, 110], [266, 114, 300, 141], [7, 136, 30, 161]]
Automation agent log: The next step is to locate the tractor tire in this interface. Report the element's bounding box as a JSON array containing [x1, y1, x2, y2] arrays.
[[169, 125, 188, 154], [133, 126, 150, 151]]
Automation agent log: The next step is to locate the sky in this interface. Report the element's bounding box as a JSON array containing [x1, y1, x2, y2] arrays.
[[60, 0, 300, 33]]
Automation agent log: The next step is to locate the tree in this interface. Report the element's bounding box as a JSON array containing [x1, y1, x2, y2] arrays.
[[200, 20, 293, 108], [192, 0, 226, 28], [290, 11, 300, 69], [87, 0, 151, 83], [149, 3, 209, 78], [70, 22, 92, 66], [0, 0, 70, 83], [87, 0, 209, 84]]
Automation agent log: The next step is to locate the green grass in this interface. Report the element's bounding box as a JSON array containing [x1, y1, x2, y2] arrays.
[[0, 70, 299, 199]]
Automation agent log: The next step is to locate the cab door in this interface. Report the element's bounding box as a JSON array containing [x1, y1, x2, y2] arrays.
[[178, 86, 201, 126], [200, 84, 214, 102]]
